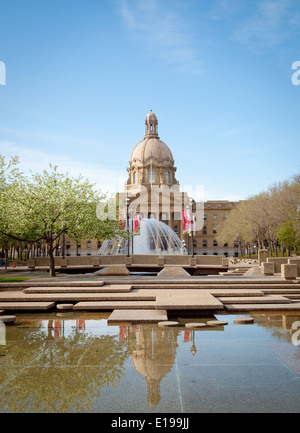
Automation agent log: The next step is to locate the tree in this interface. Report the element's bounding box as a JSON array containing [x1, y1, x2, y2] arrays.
[[0, 165, 122, 276], [0, 155, 22, 267], [277, 221, 298, 256], [217, 172, 300, 257]]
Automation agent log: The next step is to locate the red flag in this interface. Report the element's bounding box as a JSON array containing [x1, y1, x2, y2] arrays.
[[133, 214, 141, 234], [182, 209, 196, 234], [182, 209, 191, 233]]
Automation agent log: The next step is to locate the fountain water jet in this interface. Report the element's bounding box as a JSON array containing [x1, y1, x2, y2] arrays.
[[98, 219, 187, 255]]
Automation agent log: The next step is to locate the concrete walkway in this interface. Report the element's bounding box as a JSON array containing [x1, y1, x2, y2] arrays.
[[1, 269, 300, 323]]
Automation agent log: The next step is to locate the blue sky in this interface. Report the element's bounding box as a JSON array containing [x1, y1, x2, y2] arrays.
[[0, 0, 300, 201]]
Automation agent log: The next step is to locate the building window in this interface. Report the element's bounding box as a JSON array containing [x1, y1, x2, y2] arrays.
[[223, 215, 227, 220], [224, 243, 228, 248], [97, 240, 101, 248], [161, 212, 169, 220], [202, 240, 207, 248], [149, 170, 155, 183], [149, 213, 156, 219], [213, 252, 218, 255], [213, 214, 217, 221], [87, 241, 92, 249], [166, 171, 170, 184], [202, 226, 207, 235], [203, 215, 207, 221], [213, 226, 217, 234], [133, 171, 137, 184], [173, 212, 181, 220], [213, 240, 218, 247], [174, 225, 179, 234]]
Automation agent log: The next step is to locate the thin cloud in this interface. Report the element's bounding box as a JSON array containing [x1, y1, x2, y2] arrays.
[[232, 0, 294, 49], [2, 142, 126, 196], [117, 0, 203, 75]]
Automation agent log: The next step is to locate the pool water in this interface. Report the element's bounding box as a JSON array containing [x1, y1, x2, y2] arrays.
[[1, 311, 300, 413]]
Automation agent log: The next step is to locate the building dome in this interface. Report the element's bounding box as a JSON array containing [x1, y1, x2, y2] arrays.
[[130, 111, 174, 164], [127, 111, 178, 188], [130, 138, 174, 164], [145, 110, 158, 123]]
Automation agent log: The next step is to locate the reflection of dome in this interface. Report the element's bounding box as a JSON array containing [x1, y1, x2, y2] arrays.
[[129, 111, 174, 164], [128, 325, 179, 408]]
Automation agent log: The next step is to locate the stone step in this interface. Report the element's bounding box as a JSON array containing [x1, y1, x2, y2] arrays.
[[23, 284, 132, 294], [73, 301, 157, 310], [101, 279, 300, 285], [155, 291, 224, 310], [225, 303, 300, 312], [0, 281, 105, 289], [134, 283, 300, 290], [217, 295, 291, 304], [262, 289, 300, 295], [107, 309, 168, 324], [0, 291, 154, 302], [0, 302, 55, 311]]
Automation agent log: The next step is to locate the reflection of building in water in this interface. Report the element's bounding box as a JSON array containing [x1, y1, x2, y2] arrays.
[[126, 324, 180, 409]]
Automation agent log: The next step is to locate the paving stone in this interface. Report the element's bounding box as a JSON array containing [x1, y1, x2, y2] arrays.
[[157, 321, 179, 327], [0, 302, 55, 310], [73, 301, 156, 310], [107, 309, 168, 324], [185, 323, 207, 329], [23, 284, 131, 293], [207, 320, 228, 326], [0, 290, 150, 302], [217, 295, 290, 304], [56, 304, 74, 310], [225, 303, 300, 312], [155, 291, 224, 310], [233, 317, 254, 324], [0, 315, 16, 323]]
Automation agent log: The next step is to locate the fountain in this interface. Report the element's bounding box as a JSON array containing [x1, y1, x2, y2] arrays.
[[98, 219, 187, 255]]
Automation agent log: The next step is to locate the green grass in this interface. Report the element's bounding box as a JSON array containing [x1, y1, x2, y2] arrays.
[[0, 277, 29, 282]]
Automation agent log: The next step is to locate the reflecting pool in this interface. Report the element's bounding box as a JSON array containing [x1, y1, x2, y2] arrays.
[[1, 311, 300, 413]]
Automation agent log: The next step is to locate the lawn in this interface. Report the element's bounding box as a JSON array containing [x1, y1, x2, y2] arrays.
[[0, 277, 29, 282]]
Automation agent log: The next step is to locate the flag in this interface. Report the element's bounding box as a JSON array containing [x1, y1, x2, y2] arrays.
[[133, 214, 141, 235], [182, 209, 191, 233], [182, 209, 196, 234]]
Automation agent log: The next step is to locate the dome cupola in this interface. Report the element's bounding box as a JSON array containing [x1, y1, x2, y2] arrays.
[[127, 111, 178, 188]]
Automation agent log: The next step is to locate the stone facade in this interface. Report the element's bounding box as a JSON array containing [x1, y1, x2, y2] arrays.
[[63, 112, 240, 257]]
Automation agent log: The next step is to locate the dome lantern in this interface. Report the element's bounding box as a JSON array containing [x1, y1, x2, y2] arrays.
[[145, 110, 159, 138]]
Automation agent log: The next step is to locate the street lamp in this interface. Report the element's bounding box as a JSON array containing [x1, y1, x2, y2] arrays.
[[190, 330, 197, 356]]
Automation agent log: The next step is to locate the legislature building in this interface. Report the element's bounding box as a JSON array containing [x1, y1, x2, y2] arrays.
[[66, 111, 240, 257]]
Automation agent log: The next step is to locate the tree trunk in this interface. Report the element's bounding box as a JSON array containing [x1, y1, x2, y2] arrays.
[[48, 246, 56, 277]]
